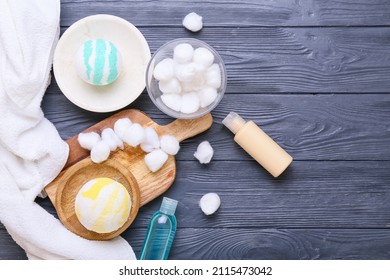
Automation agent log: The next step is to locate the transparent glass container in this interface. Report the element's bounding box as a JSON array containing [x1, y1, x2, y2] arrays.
[[146, 38, 227, 119], [139, 197, 178, 260]]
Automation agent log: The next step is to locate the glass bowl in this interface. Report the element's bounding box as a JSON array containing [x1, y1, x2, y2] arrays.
[[146, 38, 227, 119]]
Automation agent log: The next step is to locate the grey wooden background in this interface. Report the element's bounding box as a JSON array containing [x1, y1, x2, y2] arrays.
[[1, 0, 390, 259]]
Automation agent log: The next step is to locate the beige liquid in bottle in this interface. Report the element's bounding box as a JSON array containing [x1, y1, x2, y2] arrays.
[[222, 112, 292, 177]]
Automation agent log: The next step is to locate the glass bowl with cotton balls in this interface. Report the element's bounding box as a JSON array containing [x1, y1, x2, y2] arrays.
[[75, 38, 122, 86], [146, 38, 227, 119]]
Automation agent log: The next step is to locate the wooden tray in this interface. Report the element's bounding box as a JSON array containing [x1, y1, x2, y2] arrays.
[[45, 109, 213, 240]]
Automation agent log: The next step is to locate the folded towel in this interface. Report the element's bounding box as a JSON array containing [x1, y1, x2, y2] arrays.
[[0, 0, 136, 259]]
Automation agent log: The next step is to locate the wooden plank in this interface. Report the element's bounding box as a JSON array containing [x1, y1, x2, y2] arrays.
[[3, 227, 390, 259], [4, 161, 390, 258], [0, 229, 26, 260], [123, 228, 390, 260], [31, 161, 390, 229], [60, 0, 390, 27], [127, 161, 390, 229], [42, 87, 390, 161], [143, 27, 390, 93], [58, 26, 390, 93]]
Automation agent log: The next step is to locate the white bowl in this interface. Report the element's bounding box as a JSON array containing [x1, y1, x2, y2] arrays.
[[53, 14, 151, 112]]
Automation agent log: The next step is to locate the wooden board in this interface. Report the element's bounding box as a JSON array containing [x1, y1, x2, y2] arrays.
[[60, 0, 390, 27], [43, 92, 390, 161], [54, 158, 141, 240], [2, 227, 390, 260], [2, 0, 390, 260], [58, 26, 390, 94], [44, 109, 213, 239], [138, 27, 390, 94], [121, 228, 390, 260]]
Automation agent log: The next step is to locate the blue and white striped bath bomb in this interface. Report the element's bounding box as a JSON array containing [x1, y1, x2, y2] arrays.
[[75, 39, 122, 86]]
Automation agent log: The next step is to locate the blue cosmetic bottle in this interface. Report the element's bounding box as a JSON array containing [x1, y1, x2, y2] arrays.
[[139, 197, 178, 260]]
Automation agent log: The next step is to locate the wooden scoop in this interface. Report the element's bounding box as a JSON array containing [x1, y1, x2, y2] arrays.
[[45, 109, 213, 240]]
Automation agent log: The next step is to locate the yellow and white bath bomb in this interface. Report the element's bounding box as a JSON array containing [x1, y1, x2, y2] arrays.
[[75, 178, 131, 234]]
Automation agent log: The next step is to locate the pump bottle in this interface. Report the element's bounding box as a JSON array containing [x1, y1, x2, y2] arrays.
[[223, 112, 292, 177]]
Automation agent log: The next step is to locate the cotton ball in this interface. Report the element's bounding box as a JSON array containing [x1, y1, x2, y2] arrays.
[[194, 140, 214, 164], [181, 92, 200, 114], [174, 63, 197, 82], [199, 193, 221, 215], [192, 72, 207, 88], [114, 118, 133, 141], [153, 58, 175, 81], [77, 132, 101, 150], [181, 81, 194, 93], [144, 149, 169, 172], [181, 72, 206, 93], [160, 93, 182, 112], [173, 43, 194, 64], [141, 127, 160, 153], [101, 128, 124, 151], [205, 63, 222, 89], [123, 123, 146, 147], [193, 47, 214, 69], [90, 141, 111, 164], [160, 135, 180, 155], [182, 12, 203, 32], [198, 87, 218, 108], [140, 143, 154, 153], [159, 78, 182, 95]]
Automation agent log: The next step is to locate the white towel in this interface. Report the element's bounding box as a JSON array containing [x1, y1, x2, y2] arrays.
[[0, 0, 136, 260]]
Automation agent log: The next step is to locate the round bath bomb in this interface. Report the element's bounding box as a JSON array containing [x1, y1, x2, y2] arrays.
[[75, 177, 131, 233], [75, 39, 122, 86]]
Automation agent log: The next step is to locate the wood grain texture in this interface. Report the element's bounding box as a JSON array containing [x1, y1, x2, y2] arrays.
[[2, 227, 390, 260], [58, 26, 390, 93], [44, 110, 212, 239], [52, 109, 212, 169], [143, 27, 390, 93], [23, 161, 390, 230], [60, 0, 390, 27], [42, 85, 390, 161], [126, 228, 390, 260], [127, 160, 390, 229], [1, 155, 387, 234], [0, 229, 27, 260], [45, 109, 212, 205], [53, 159, 141, 240], [2, 0, 390, 261]]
